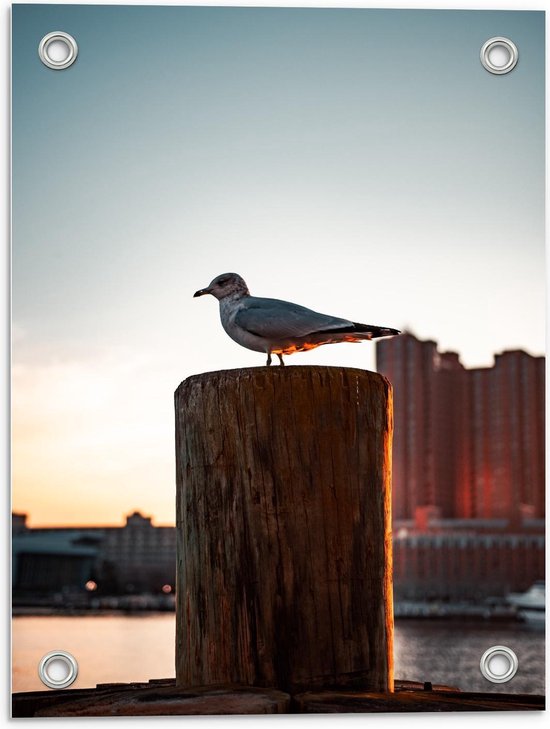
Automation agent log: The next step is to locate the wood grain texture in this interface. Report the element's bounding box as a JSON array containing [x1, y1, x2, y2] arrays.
[[31, 686, 291, 717], [12, 680, 545, 717], [174, 366, 394, 692]]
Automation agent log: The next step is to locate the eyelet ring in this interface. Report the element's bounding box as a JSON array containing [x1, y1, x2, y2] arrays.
[[479, 645, 519, 684], [38, 650, 79, 689], [38, 32, 78, 70], [480, 37, 518, 75]]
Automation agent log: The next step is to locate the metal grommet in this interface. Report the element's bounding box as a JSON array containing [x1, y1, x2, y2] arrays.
[[38, 31, 78, 70], [38, 650, 79, 689], [479, 645, 518, 683], [480, 37, 518, 75]]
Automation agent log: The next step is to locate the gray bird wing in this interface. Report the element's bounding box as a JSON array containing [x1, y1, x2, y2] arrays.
[[235, 297, 354, 340]]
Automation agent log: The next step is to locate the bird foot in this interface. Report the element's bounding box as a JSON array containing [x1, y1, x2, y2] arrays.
[[266, 353, 272, 366], [277, 353, 285, 366]]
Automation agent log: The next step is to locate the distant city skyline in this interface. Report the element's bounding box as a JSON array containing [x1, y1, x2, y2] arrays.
[[12, 331, 544, 528], [12, 509, 172, 529], [12, 6, 544, 525]]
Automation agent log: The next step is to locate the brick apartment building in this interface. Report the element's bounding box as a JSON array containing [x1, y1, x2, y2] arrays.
[[376, 332, 545, 523], [376, 333, 545, 598]]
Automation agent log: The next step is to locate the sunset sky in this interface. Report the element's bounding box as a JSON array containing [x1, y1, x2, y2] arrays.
[[12, 5, 544, 526]]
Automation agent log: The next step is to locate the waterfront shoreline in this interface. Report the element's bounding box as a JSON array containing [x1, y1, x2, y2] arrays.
[[12, 603, 531, 623]]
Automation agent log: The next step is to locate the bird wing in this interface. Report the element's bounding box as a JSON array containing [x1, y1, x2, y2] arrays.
[[235, 297, 354, 340]]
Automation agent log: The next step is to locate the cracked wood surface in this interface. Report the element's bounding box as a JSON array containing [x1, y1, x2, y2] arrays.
[[174, 366, 394, 692], [12, 680, 544, 717]]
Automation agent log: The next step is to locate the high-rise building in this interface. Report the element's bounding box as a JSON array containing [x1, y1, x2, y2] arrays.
[[375, 334, 438, 519], [376, 333, 545, 525]]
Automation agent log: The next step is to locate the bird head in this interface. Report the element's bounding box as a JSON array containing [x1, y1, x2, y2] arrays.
[[194, 273, 250, 300]]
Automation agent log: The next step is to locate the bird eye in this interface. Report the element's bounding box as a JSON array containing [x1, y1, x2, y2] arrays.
[[217, 278, 229, 286]]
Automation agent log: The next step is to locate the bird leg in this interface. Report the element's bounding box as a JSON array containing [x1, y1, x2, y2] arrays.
[[277, 353, 285, 366], [266, 352, 272, 366]]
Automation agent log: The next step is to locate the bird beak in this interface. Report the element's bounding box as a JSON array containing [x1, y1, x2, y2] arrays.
[[193, 287, 211, 297]]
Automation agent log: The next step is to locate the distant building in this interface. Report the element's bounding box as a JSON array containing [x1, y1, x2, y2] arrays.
[[376, 333, 545, 599], [393, 531, 545, 600], [12, 530, 100, 596], [12, 511, 176, 600], [12, 512, 28, 535], [376, 334, 438, 519], [376, 333, 545, 524], [100, 511, 176, 593]]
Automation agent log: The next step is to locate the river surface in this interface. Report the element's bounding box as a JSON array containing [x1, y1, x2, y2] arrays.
[[12, 615, 544, 696]]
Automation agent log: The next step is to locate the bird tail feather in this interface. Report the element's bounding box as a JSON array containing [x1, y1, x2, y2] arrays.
[[320, 323, 400, 339], [353, 322, 401, 339]]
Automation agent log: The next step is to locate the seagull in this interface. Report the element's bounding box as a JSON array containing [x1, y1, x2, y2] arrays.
[[194, 273, 400, 366]]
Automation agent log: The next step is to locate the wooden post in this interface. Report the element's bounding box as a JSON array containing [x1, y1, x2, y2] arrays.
[[175, 366, 394, 693]]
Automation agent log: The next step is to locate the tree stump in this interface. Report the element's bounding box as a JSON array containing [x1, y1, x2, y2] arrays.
[[174, 366, 394, 693]]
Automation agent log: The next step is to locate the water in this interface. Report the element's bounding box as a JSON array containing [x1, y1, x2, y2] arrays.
[[394, 620, 544, 695], [12, 615, 544, 696], [12, 614, 176, 694]]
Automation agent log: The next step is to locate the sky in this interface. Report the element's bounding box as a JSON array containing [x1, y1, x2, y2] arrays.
[[12, 5, 545, 526]]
